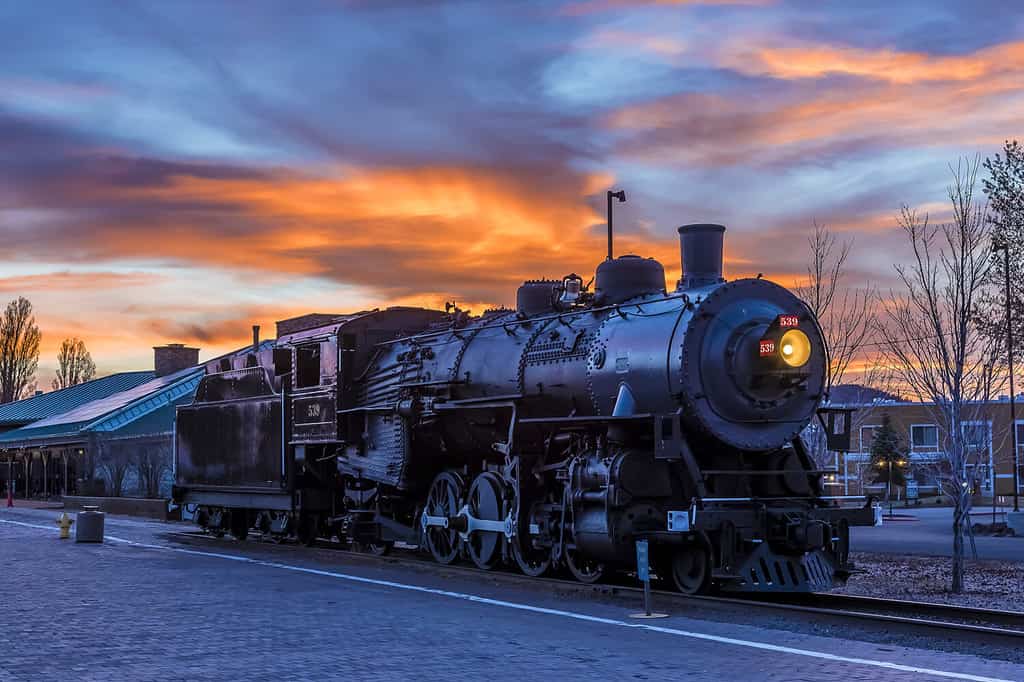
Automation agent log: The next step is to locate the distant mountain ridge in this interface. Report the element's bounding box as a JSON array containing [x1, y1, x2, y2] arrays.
[[828, 384, 902, 405]]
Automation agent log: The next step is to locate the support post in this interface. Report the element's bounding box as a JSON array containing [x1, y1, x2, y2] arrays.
[[629, 539, 667, 619]]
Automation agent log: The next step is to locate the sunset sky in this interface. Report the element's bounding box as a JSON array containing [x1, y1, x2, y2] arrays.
[[2, 0, 1022, 384]]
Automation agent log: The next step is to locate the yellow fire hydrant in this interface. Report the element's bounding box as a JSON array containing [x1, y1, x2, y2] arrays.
[[56, 512, 74, 540]]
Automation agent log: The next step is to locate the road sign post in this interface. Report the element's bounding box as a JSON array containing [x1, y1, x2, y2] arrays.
[[630, 539, 668, 619]]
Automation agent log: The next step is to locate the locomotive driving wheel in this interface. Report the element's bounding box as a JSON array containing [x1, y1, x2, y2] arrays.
[[466, 472, 506, 570], [424, 471, 465, 565], [668, 544, 711, 595], [511, 532, 550, 577], [511, 501, 551, 577], [564, 545, 604, 584]]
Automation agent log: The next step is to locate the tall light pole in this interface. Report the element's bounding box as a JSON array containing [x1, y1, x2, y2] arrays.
[[606, 190, 626, 260], [887, 459, 893, 516], [993, 240, 1019, 512]]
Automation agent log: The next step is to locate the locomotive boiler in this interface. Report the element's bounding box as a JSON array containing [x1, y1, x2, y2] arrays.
[[173, 222, 877, 594]]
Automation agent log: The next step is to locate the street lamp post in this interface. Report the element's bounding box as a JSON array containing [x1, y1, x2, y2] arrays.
[[993, 241, 1019, 513], [887, 459, 893, 517]]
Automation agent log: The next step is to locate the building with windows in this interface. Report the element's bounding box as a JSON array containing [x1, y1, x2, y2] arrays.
[[821, 398, 1023, 502]]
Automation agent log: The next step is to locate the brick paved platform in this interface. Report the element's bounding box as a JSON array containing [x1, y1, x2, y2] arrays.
[[2, 506, 1022, 682]]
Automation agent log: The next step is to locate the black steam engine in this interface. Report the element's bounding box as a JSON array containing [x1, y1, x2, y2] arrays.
[[173, 222, 877, 593]]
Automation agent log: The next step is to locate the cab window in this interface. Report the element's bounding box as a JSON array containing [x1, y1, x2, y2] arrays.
[[296, 345, 321, 388]]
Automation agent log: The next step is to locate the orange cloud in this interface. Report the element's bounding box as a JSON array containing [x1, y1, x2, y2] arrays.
[[57, 164, 686, 306], [0, 271, 162, 294], [721, 40, 1024, 84], [8, 157, 731, 376], [604, 50, 1022, 168]]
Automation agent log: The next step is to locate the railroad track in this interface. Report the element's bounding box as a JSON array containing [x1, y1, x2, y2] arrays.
[[166, 530, 1024, 647]]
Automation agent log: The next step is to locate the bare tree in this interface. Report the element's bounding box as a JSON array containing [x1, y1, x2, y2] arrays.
[[796, 222, 879, 391], [53, 337, 97, 390], [98, 443, 131, 498], [0, 297, 41, 403], [796, 222, 887, 470], [882, 157, 1001, 593], [133, 440, 170, 499]]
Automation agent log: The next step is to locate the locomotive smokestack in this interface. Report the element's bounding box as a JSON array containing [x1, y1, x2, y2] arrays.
[[677, 223, 725, 289], [252, 325, 260, 352]]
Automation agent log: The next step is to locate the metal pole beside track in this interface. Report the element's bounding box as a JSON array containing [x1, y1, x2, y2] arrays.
[[994, 240, 1019, 512], [630, 539, 667, 619]]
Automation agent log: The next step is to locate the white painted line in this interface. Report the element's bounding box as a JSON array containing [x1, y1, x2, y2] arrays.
[[0, 518, 1014, 682]]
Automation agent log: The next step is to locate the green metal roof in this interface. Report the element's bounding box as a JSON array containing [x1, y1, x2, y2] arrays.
[[0, 340, 275, 450], [0, 371, 155, 427], [0, 368, 202, 448]]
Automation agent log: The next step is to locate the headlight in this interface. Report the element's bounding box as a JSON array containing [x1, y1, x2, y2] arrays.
[[779, 329, 811, 368]]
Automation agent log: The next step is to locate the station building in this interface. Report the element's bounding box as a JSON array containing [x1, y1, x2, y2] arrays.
[[821, 397, 1023, 503], [0, 340, 269, 500]]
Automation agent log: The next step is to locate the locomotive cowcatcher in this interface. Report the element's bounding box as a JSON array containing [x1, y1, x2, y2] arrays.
[[172, 222, 879, 594]]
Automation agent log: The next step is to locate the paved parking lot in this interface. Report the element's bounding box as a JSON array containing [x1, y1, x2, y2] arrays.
[[852, 506, 1024, 561], [2, 507, 1022, 682]]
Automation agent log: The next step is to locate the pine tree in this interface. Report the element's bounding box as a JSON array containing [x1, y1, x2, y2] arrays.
[[980, 139, 1024, 363], [869, 414, 908, 490]]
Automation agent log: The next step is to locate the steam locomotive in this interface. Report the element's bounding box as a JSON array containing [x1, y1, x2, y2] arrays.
[[172, 223, 877, 594]]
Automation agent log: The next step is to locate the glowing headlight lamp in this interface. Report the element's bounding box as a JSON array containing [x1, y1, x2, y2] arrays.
[[758, 314, 812, 368], [778, 328, 811, 367]]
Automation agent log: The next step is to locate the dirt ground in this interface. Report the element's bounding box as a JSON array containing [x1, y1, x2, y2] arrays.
[[834, 551, 1024, 611]]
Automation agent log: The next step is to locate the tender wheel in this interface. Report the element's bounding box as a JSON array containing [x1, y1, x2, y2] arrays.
[[565, 545, 604, 584], [229, 510, 249, 541], [210, 509, 226, 538], [669, 545, 711, 595], [466, 472, 505, 570], [424, 471, 465, 565], [298, 514, 319, 547]]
